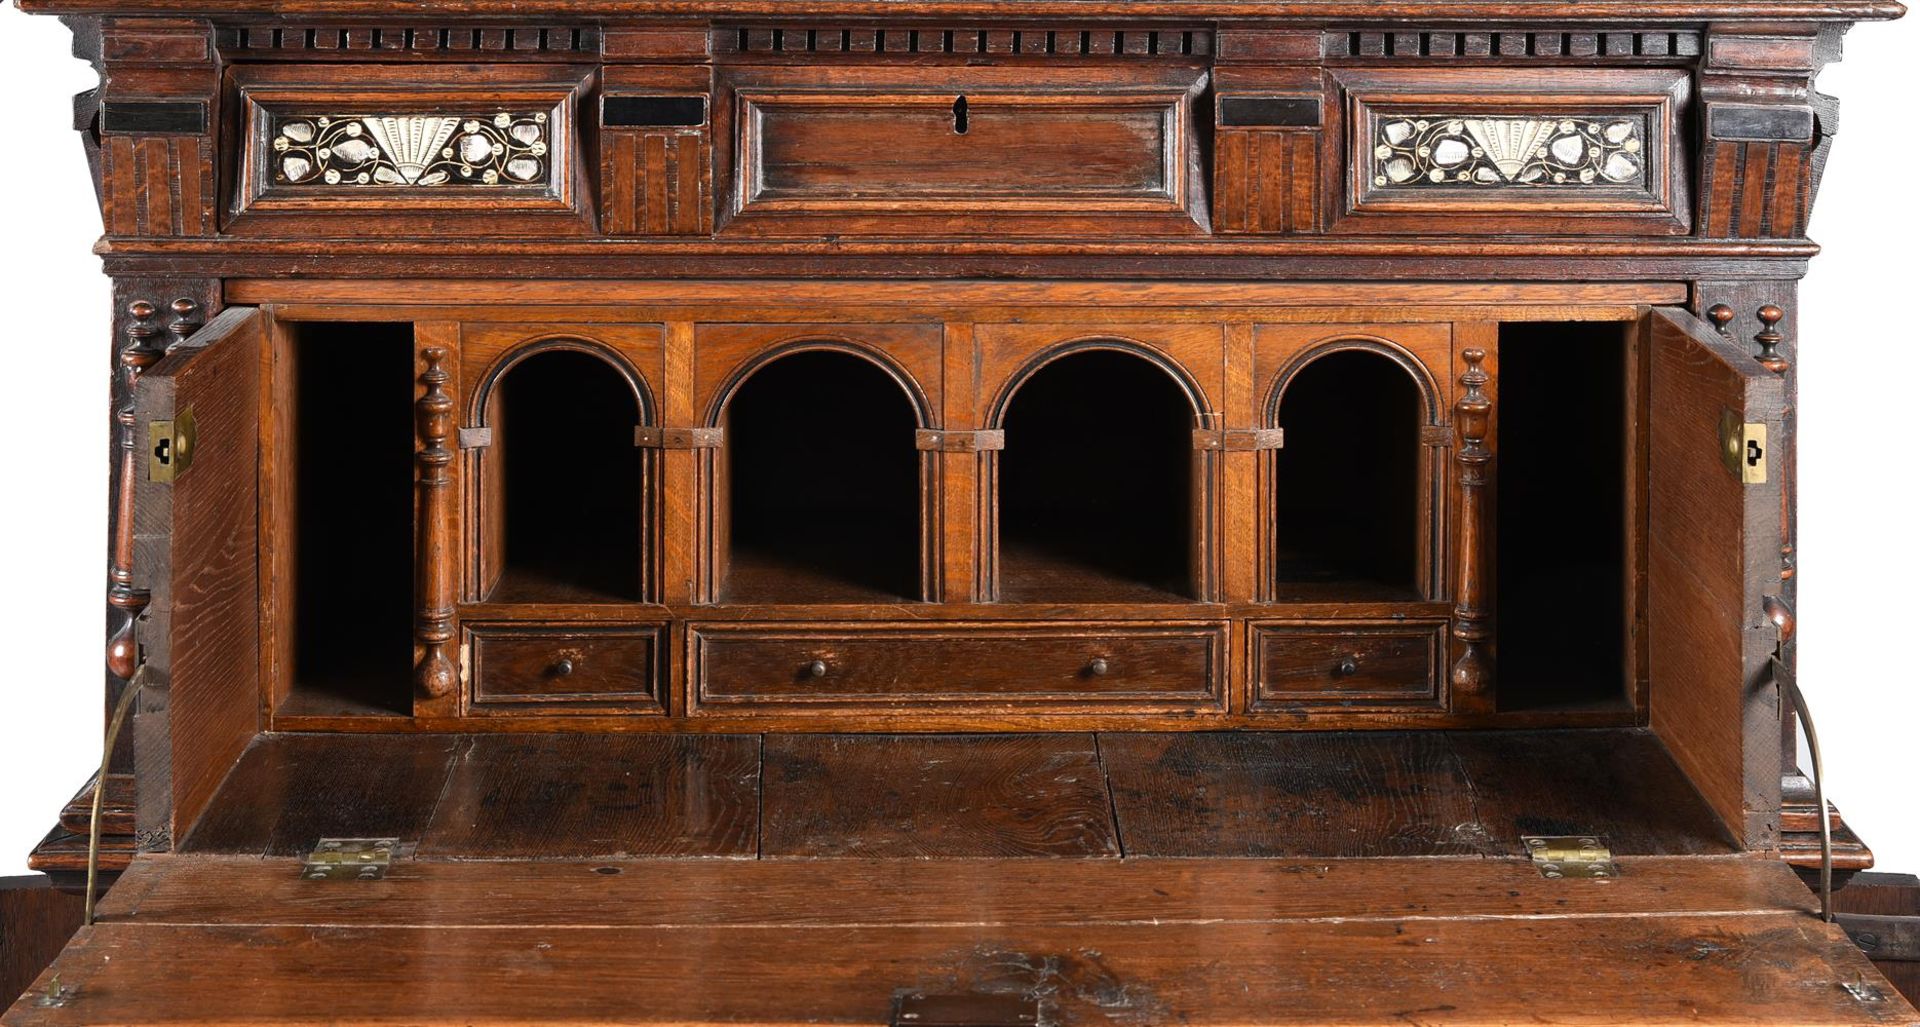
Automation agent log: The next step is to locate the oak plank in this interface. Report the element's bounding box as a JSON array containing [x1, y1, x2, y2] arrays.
[[1102, 731, 1493, 857], [180, 733, 461, 856], [419, 733, 760, 859], [9, 913, 1909, 1026], [761, 734, 1119, 858], [103, 853, 1820, 930], [1446, 729, 1737, 855]]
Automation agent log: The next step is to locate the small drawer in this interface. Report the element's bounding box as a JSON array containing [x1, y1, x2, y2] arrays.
[[467, 623, 667, 715], [228, 64, 592, 234], [1330, 67, 1690, 236], [1251, 621, 1445, 710], [689, 622, 1225, 716], [716, 65, 1209, 236]]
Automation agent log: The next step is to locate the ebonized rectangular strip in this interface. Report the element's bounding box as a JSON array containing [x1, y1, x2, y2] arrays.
[[1710, 104, 1817, 143], [101, 100, 207, 135], [604, 95, 708, 128], [1219, 96, 1321, 128]]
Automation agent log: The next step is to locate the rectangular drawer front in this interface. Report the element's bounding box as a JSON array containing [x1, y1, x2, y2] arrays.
[[1251, 621, 1445, 710], [719, 65, 1208, 235], [690, 623, 1225, 715], [1330, 68, 1690, 236], [468, 624, 666, 715]]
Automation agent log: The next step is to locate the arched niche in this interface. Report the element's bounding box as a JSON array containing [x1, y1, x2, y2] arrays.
[[715, 346, 928, 603], [474, 342, 651, 603], [1267, 342, 1437, 598], [992, 344, 1203, 602]]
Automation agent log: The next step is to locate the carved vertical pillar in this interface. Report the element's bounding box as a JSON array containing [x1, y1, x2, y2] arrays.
[[414, 348, 457, 700], [1450, 348, 1495, 711], [105, 301, 164, 681]]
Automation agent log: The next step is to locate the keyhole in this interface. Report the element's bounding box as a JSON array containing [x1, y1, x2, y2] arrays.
[[1746, 440, 1764, 467], [153, 437, 172, 466], [952, 95, 969, 135]]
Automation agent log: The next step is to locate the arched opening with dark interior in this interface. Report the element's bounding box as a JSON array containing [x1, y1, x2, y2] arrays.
[[481, 348, 647, 604], [997, 348, 1196, 602], [1271, 348, 1426, 598], [720, 349, 924, 603]]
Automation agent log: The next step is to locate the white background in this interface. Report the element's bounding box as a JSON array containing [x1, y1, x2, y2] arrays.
[[0, 6, 1913, 877]]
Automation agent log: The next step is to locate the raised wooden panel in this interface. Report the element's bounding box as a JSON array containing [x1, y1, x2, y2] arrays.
[[1250, 620, 1446, 710], [226, 64, 593, 233], [716, 65, 1209, 236], [466, 623, 667, 715], [688, 622, 1226, 716], [1329, 67, 1691, 235]]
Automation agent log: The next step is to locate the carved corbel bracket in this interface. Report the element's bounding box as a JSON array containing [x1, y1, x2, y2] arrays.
[[89, 17, 218, 238], [1698, 23, 1846, 238]]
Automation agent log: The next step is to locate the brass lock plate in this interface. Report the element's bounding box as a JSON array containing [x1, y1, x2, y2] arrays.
[[147, 406, 196, 483], [1719, 408, 1767, 485]]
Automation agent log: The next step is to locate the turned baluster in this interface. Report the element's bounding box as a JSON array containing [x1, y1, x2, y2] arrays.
[[1754, 304, 1790, 374], [414, 347, 458, 699], [105, 301, 165, 680], [1451, 348, 1495, 707]]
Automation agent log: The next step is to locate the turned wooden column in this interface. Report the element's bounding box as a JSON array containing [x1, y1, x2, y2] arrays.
[[1450, 348, 1495, 711], [414, 347, 458, 699], [105, 301, 166, 681]]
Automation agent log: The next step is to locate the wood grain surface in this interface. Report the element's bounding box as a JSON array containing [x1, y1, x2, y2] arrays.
[[761, 733, 1120, 858]]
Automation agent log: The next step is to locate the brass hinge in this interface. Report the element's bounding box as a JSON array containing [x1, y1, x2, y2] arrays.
[[146, 406, 196, 483], [1719, 409, 1768, 484], [1524, 836, 1617, 879], [301, 838, 399, 881]]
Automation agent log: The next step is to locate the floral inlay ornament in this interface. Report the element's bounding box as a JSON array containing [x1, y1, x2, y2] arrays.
[[271, 112, 550, 187], [1371, 116, 1646, 188]]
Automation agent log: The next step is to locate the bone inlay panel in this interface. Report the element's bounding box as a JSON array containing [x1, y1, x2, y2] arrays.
[[1371, 115, 1647, 187], [271, 112, 550, 186]]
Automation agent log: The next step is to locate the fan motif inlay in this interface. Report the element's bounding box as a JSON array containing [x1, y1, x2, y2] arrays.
[[1372, 115, 1646, 188]]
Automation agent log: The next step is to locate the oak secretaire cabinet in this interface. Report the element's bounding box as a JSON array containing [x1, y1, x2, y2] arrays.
[[4, 0, 1917, 1023]]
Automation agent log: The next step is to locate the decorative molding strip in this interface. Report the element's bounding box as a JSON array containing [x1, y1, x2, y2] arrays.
[[719, 26, 1211, 57], [218, 25, 601, 55], [271, 112, 549, 187], [1326, 29, 1701, 60], [1371, 115, 1646, 188]]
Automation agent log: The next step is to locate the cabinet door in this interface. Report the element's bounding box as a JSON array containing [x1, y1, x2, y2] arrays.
[[1647, 307, 1787, 848], [131, 306, 266, 848]]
